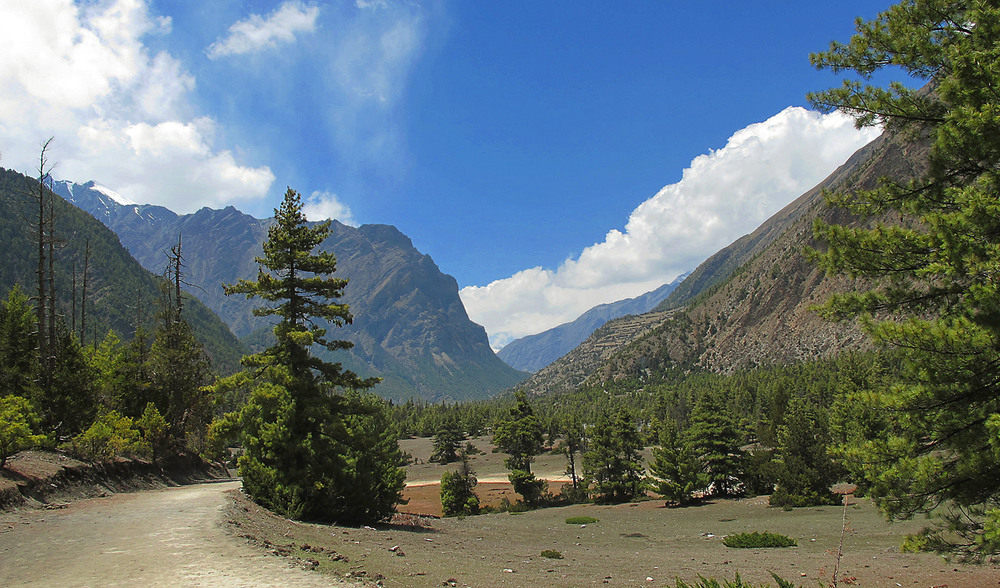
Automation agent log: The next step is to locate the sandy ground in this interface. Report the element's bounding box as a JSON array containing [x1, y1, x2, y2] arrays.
[[0, 480, 351, 587]]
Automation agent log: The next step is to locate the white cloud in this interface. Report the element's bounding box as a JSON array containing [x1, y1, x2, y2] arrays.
[[206, 1, 320, 59], [303, 190, 357, 226], [70, 117, 275, 210], [461, 107, 881, 349], [0, 0, 274, 212]]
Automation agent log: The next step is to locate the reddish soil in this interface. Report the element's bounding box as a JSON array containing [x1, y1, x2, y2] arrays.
[[401, 481, 519, 518]]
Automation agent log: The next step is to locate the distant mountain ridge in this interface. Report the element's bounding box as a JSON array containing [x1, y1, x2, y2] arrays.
[[497, 276, 686, 373], [55, 182, 526, 402]]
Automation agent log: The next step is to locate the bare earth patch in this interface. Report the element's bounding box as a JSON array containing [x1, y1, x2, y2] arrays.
[[224, 437, 1000, 587], [223, 488, 1000, 587]]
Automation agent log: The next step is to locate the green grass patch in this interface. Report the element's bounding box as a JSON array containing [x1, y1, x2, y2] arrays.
[[540, 549, 563, 559], [565, 516, 599, 525], [722, 531, 797, 549]]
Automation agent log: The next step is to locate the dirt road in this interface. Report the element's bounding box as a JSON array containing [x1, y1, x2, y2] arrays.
[[0, 481, 346, 587]]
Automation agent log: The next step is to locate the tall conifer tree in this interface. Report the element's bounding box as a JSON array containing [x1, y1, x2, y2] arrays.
[[809, 0, 1000, 558], [223, 188, 403, 524]]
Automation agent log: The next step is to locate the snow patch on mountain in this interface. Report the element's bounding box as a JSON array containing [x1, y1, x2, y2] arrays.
[[91, 183, 136, 206]]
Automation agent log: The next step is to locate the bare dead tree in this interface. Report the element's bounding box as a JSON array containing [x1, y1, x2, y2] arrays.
[[26, 138, 54, 376], [71, 261, 77, 336], [79, 238, 90, 345], [46, 192, 58, 368]]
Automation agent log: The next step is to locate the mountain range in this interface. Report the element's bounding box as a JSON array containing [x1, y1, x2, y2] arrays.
[[52, 181, 526, 402], [8, 115, 927, 405], [514, 126, 929, 396]]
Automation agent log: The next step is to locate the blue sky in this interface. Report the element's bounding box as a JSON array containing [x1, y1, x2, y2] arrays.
[[0, 1, 900, 347]]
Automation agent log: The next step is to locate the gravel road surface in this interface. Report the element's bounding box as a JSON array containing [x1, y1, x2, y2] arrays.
[[0, 481, 347, 587]]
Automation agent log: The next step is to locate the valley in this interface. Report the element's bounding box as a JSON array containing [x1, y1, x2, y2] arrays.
[[3, 1, 1000, 583]]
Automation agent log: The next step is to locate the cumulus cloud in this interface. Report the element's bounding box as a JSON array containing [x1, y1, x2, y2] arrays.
[[206, 1, 320, 59], [461, 107, 881, 349], [0, 0, 274, 212], [303, 190, 357, 226]]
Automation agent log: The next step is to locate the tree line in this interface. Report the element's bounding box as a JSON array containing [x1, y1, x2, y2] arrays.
[[1, 143, 217, 465], [418, 353, 891, 517]]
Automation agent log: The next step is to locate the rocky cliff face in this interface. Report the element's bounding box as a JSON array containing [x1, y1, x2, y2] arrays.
[[55, 185, 526, 401], [517, 129, 930, 396]]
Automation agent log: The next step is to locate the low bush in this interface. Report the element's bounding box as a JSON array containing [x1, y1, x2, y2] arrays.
[[540, 549, 563, 559], [673, 572, 798, 587], [722, 531, 796, 549], [70, 411, 142, 460], [565, 516, 599, 525], [0, 395, 46, 467]]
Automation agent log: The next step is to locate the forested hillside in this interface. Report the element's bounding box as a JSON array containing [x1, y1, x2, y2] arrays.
[[0, 167, 246, 373]]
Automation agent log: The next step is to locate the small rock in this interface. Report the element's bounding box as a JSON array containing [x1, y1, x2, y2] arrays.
[[502, 568, 515, 573]]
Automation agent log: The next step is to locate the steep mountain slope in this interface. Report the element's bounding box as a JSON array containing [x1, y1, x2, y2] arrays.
[[497, 277, 685, 373], [0, 168, 246, 373], [54, 184, 526, 402], [517, 129, 929, 395]]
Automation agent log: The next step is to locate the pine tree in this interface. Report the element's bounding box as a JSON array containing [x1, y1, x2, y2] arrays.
[[222, 187, 402, 524], [769, 397, 839, 508], [440, 453, 480, 516], [42, 322, 97, 437], [583, 408, 646, 504], [685, 395, 743, 497], [557, 414, 586, 492], [649, 419, 704, 506], [430, 416, 466, 464], [809, 0, 1000, 558], [493, 391, 546, 505], [0, 286, 39, 400]]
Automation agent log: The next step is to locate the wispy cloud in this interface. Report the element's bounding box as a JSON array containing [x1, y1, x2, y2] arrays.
[[0, 0, 273, 211], [319, 0, 430, 174], [206, 1, 320, 59], [460, 107, 881, 349]]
